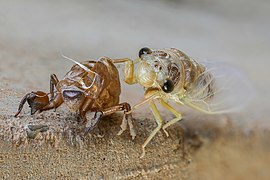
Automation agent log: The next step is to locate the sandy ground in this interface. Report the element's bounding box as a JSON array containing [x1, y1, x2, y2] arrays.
[[0, 0, 270, 179]]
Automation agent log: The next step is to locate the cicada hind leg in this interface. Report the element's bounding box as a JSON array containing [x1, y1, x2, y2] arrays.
[[140, 99, 183, 158], [158, 99, 183, 137]]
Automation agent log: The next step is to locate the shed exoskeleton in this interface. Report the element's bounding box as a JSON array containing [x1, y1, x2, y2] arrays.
[[15, 56, 136, 139]]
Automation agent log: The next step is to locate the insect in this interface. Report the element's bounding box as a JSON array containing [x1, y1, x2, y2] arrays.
[[14, 56, 136, 139], [113, 47, 253, 157]]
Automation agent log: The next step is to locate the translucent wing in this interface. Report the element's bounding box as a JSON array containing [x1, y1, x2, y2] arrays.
[[181, 61, 254, 114]]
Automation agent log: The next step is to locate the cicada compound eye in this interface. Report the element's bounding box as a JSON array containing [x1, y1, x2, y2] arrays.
[[162, 79, 174, 93], [139, 47, 152, 58]]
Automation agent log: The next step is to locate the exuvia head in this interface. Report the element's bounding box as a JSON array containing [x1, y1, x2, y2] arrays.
[[61, 86, 85, 112], [61, 54, 101, 111]]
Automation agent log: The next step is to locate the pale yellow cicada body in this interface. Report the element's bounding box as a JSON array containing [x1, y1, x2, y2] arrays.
[[136, 48, 253, 113], [113, 47, 253, 158]]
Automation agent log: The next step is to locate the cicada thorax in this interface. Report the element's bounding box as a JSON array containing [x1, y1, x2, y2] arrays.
[[162, 48, 215, 99]]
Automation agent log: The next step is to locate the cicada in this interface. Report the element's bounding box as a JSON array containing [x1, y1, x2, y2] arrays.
[[113, 47, 253, 157]]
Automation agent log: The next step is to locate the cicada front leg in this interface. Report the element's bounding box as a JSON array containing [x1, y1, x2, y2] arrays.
[[141, 100, 163, 158], [112, 58, 138, 85], [14, 74, 63, 117], [127, 89, 161, 158]]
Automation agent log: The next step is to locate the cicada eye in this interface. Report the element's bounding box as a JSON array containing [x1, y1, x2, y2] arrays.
[[139, 47, 152, 58], [162, 79, 174, 93]]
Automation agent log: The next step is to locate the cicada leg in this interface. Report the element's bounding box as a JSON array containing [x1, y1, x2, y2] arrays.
[[50, 74, 59, 100], [39, 74, 63, 111], [102, 102, 136, 140], [126, 91, 159, 115], [82, 102, 136, 140], [140, 100, 163, 158], [40, 94, 63, 111], [79, 98, 95, 124], [159, 99, 183, 137], [111, 58, 139, 85], [14, 74, 62, 117]]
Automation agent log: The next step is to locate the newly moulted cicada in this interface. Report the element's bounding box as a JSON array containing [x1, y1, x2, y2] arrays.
[[114, 47, 254, 157], [14, 56, 136, 139]]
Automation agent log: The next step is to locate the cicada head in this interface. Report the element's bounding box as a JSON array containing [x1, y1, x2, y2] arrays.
[[135, 61, 157, 88], [136, 47, 182, 94]]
